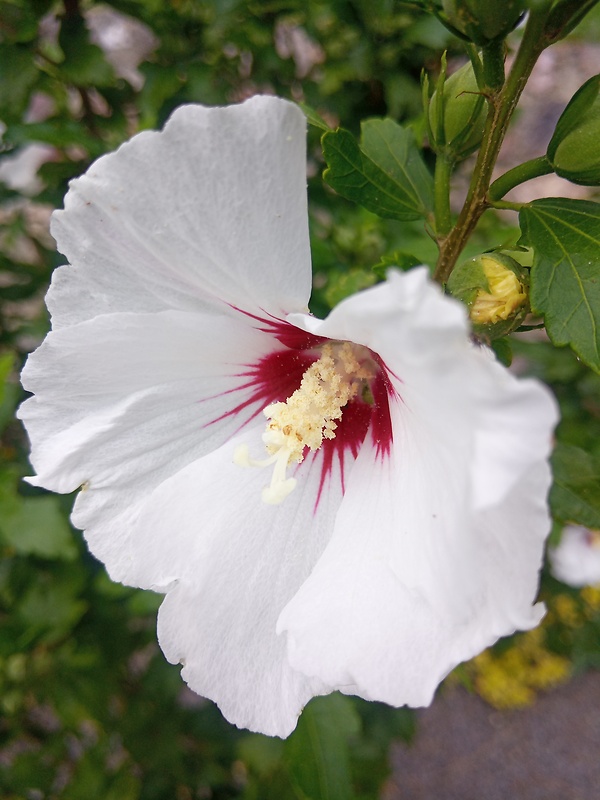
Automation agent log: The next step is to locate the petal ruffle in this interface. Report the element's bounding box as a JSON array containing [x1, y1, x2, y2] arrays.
[[48, 96, 312, 328]]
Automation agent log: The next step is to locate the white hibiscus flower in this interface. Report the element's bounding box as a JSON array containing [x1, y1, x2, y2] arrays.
[[549, 525, 600, 587], [19, 95, 558, 737]]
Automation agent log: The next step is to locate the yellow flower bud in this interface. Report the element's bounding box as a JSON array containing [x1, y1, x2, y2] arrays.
[[470, 256, 527, 325], [447, 252, 529, 339]]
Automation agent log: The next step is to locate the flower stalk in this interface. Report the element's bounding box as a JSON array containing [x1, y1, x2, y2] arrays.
[[433, 5, 551, 283], [488, 155, 553, 201], [434, 153, 454, 237]]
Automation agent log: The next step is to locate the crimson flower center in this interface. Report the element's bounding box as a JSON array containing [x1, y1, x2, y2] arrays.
[[235, 341, 378, 504]]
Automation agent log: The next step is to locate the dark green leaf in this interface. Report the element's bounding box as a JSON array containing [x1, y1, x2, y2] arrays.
[[285, 694, 360, 800], [322, 119, 433, 221], [550, 442, 600, 527], [520, 198, 600, 372]]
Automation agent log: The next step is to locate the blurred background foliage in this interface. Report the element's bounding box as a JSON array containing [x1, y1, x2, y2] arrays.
[[1, 1, 600, 798]]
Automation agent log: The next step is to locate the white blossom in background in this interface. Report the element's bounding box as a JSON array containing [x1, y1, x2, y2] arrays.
[[0, 143, 56, 196], [274, 21, 325, 78], [19, 96, 558, 737], [87, 5, 158, 90], [549, 525, 600, 587]]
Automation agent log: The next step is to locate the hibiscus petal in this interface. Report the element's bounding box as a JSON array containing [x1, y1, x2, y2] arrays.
[[122, 427, 348, 736], [278, 432, 551, 708], [48, 96, 312, 328], [278, 268, 555, 706], [19, 308, 278, 523]]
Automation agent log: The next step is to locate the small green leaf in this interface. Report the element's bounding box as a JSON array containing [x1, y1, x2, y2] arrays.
[[519, 198, 600, 372], [0, 470, 77, 561], [299, 102, 331, 131], [372, 251, 423, 279], [324, 267, 377, 308], [2, 496, 77, 560], [322, 119, 433, 221], [491, 337, 512, 366], [550, 443, 600, 528], [285, 694, 360, 800]]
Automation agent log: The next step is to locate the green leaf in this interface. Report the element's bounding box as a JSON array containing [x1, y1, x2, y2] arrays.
[[324, 267, 377, 308], [0, 470, 77, 561], [550, 443, 600, 528], [519, 198, 600, 372], [372, 251, 423, 279], [299, 102, 331, 131], [491, 337, 512, 366], [2, 496, 77, 560], [15, 567, 87, 644], [322, 119, 433, 221], [285, 694, 360, 800]]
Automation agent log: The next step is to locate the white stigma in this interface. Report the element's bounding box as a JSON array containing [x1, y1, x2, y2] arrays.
[[234, 342, 375, 504]]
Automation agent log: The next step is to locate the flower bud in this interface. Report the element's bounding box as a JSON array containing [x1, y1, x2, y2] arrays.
[[442, 0, 526, 44], [547, 74, 600, 185], [429, 60, 486, 161], [447, 253, 529, 338]]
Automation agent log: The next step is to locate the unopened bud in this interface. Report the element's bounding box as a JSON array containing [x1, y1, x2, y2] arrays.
[[547, 74, 600, 186], [447, 253, 529, 338], [429, 60, 486, 161], [442, 0, 526, 44]]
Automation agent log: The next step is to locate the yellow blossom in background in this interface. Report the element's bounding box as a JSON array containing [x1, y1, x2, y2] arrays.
[[464, 625, 571, 709], [552, 593, 583, 627], [581, 585, 600, 616]]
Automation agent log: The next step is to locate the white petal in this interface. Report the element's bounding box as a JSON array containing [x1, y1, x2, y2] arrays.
[[278, 268, 555, 705], [48, 96, 311, 328], [469, 347, 558, 510], [122, 427, 348, 736], [278, 441, 551, 708], [19, 308, 277, 527], [549, 525, 600, 587], [290, 267, 558, 509]]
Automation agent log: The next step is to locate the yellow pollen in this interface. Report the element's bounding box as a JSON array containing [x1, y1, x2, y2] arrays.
[[234, 342, 375, 505]]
